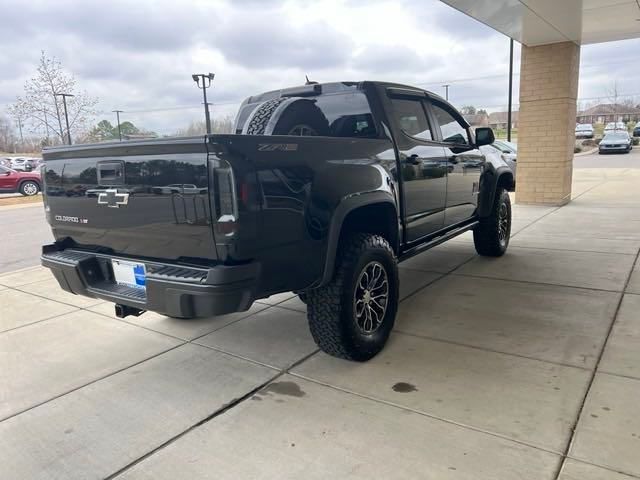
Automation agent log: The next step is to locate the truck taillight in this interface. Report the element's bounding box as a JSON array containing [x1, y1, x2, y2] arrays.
[[213, 159, 238, 237]]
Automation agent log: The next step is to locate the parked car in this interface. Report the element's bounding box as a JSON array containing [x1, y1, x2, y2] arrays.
[[575, 123, 594, 138], [10, 157, 39, 172], [604, 122, 627, 133], [152, 183, 207, 195], [0, 165, 42, 195], [633, 121, 640, 137], [41, 80, 514, 362], [599, 131, 633, 154], [480, 139, 517, 181]]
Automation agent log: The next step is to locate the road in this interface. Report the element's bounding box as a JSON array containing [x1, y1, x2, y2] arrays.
[[0, 204, 53, 273], [1, 147, 637, 273], [574, 145, 640, 168]]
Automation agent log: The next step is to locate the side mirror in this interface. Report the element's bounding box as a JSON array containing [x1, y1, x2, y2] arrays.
[[475, 127, 495, 147]]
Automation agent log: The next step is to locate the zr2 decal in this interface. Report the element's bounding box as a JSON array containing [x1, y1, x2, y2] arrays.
[[257, 143, 298, 152]]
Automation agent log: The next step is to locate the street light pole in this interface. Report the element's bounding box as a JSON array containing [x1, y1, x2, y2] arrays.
[[191, 73, 215, 134], [112, 110, 123, 141], [442, 84, 450, 101], [507, 38, 514, 142], [55, 93, 74, 144]]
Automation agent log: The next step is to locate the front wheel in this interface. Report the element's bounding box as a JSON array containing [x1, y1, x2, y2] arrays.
[[19, 181, 39, 196], [473, 188, 511, 257], [306, 233, 398, 361]]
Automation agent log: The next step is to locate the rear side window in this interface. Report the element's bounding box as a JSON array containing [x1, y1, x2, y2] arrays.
[[431, 103, 469, 145], [313, 93, 377, 138], [387, 98, 433, 141]]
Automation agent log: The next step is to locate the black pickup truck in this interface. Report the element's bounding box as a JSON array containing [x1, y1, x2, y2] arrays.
[[41, 81, 514, 361]]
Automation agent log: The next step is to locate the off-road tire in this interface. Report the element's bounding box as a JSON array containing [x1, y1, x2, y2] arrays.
[[245, 98, 330, 137], [306, 233, 398, 361], [473, 188, 511, 257], [19, 181, 39, 196], [245, 98, 286, 135]]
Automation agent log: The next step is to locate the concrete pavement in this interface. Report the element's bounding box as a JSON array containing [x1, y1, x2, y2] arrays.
[[1, 167, 639, 479]]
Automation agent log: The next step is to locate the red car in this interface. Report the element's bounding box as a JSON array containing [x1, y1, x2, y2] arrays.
[[0, 165, 41, 196]]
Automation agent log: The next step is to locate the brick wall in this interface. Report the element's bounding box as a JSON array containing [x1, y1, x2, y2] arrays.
[[516, 42, 580, 205]]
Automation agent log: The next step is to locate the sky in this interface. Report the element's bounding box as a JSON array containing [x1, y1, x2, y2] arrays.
[[1, 0, 640, 136]]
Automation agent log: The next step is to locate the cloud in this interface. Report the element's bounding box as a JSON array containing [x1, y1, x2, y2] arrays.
[[352, 45, 443, 74], [211, 14, 354, 69], [1, 0, 639, 137]]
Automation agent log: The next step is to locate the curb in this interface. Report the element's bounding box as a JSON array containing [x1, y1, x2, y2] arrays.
[[575, 147, 599, 157]]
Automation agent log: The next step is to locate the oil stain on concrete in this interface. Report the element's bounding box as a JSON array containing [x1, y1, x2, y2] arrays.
[[257, 381, 307, 399], [392, 382, 418, 393]]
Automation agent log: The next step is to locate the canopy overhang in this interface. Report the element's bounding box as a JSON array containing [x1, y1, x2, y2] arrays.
[[440, 0, 640, 46]]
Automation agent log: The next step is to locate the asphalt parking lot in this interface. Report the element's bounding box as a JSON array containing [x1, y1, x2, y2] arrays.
[[0, 202, 52, 273], [1, 160, 640, 479]]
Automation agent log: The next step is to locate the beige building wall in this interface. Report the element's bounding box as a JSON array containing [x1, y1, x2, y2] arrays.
[[516, 41, 580, 205]]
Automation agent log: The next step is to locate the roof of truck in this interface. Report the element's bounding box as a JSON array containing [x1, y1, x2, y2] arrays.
[[242, 80, 447, 106]]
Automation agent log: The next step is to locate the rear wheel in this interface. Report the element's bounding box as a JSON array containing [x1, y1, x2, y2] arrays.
[[19, 181, 39, 196], [306, 233, 398, 361], [473, 188, 511, 257]]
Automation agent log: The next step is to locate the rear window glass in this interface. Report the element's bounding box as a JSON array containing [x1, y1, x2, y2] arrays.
[[236, 90, 378, 139]]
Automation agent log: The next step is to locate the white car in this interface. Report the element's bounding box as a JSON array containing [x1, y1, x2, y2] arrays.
[[9, 157, 40, 171], [604, 121, 626, 133], [575, 123, 594, 138]]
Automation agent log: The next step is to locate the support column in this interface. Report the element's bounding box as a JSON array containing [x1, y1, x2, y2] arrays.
[[516, 41, 580, 205]]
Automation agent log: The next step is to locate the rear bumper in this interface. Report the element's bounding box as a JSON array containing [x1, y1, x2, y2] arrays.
[[599, 145, 629, 153], [41, 244, 260, 318]]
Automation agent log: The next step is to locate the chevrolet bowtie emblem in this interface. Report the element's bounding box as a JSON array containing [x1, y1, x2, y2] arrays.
[[97, 189, 129, 208]]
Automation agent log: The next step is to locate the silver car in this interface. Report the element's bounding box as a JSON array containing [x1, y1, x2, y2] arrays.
[[480, 140, 517, 182], [599, 132, 632, 154]]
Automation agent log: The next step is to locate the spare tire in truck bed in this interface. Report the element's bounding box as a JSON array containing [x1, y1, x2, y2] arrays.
[[245, 98, 329, 136]]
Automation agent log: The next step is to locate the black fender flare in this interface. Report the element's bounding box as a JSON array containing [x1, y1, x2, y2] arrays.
[[477, 167, 514, 217], [319, 191, 398, 287]]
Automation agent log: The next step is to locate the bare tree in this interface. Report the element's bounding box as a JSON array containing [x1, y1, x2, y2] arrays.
[[0, 115, 16, 153], [607, 80, 620, 122], [10, 52, 99, 143], [172, 116, 234, 137]]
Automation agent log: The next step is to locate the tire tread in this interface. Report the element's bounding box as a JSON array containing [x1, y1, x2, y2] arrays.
[[306, 233, 397, 361], [473, 188, 511, 257]]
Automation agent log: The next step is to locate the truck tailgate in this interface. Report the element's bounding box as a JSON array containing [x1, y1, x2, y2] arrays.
[[42, 137, 218, 263]]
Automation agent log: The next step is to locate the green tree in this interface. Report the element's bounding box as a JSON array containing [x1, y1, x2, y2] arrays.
[[89, 120, 115, 140], [88, 119, 142, 141], [460, 105, 477, 115], [118, 121, 140, 137]]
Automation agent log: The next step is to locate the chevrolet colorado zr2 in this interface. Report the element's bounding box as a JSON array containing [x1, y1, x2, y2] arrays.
[[41, 81, 514, 361]]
